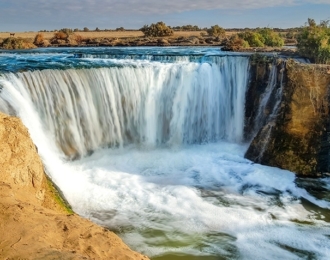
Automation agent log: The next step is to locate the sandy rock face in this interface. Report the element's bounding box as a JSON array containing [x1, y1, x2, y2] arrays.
[[0, 112, 149, 260], [0, 112, 45, 202]]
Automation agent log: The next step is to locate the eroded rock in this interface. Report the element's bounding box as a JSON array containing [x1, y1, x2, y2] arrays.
[[245, 60, 330, 177]]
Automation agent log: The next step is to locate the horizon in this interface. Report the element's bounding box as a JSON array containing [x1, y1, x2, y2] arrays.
[[0, 0, 330, 32]]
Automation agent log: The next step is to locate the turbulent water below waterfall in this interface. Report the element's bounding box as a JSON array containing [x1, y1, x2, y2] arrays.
[[0, 47, 330, 259]]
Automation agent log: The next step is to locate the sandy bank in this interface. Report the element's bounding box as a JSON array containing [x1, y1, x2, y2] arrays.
[[0, 112, 149, 260]]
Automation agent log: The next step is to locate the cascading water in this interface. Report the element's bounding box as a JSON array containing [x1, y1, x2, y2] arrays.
[[1, 55, 249, 158], [253, 61, 284, 133], [0, 47, 329, 260], [252, 60, 285, 161]]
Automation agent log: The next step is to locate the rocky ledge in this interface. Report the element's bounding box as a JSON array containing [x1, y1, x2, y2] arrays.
[[245, 58, 330, 177]]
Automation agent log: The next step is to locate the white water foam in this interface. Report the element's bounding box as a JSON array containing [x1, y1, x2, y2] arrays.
[[1, 80, 330, 258]]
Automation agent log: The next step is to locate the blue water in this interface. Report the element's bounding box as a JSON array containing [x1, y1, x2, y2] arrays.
[[0, 47, 250, 72]]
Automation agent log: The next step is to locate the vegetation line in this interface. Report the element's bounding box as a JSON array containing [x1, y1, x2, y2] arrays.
[[0, 18, 329, 65]]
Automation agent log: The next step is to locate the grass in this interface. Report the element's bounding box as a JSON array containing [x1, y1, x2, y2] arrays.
[[45, 175, 74, 214]]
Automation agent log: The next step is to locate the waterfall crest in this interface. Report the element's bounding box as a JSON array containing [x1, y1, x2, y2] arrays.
[[0, 56, 249, 158]]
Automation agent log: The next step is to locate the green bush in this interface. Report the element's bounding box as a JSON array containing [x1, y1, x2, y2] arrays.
[[140, 22, 174, 37], [297, 18, 330, 64], [258, 28, 284, 47], [223, 34, 250, 51], [234, 28, 284, 48], [238, 31, 264, 47], [207, 25, 225, 38]]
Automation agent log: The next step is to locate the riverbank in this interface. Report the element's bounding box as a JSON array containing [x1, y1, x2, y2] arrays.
[[0, 112, 149, 260], [1, 30, 295, 50]]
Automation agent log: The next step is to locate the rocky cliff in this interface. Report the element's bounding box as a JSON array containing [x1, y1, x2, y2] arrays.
[[0, 112, 148, 260], [245, 58, 330, 177]]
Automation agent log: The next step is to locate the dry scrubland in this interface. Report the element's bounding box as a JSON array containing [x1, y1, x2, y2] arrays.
[[0, 30, 212, 40], [0, 29, 273, 52]]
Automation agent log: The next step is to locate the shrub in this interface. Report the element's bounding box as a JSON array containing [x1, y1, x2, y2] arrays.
[[172, 25, 200, 31], [59, 28, 73, 35], [207, 25, 226, 38], [258, 28, 284, 47], [231, 28, 284, 48], [140, 22, 174, 37], [1, 37, 36, 49], [33, 33, 44, 46], [53, 31, 68, 40], [297, 18, 330, 64], [223, 34, 250, 51], [238, 31, 264, 47], [286, 30, 296, 40], [73, 34, 84, 45]]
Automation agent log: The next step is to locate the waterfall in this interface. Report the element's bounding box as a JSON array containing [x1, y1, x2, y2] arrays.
[[1, 49, 330, 260], [253, 61, 285, 162], [0, 56, 250, 158], [254, 61, 285, 134]]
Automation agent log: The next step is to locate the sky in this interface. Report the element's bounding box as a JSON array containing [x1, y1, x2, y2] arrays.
[[0, 0, 330, 32]]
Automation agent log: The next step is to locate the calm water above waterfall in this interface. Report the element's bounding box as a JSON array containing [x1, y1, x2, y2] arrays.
[[0, 47, 329, 259]]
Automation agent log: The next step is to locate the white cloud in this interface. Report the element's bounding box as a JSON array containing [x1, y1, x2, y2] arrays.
[[2, 0, 330, 16], [0, 0, 329, 31]]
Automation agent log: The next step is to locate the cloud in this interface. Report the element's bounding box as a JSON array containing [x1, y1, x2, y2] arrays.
[[0, 0, 329, 31], [1, 0, 330, 17]]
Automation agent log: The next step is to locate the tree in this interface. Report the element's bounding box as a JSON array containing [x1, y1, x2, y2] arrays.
[[207, 25, 225, 38], [308, 18, 317, 27], [140, 22, 174, 37], [83, 27, 89, 32], [297, 18, 330, 64]]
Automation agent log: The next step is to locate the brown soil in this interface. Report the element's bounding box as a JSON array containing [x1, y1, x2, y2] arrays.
[[0, 112, 149, 260]]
